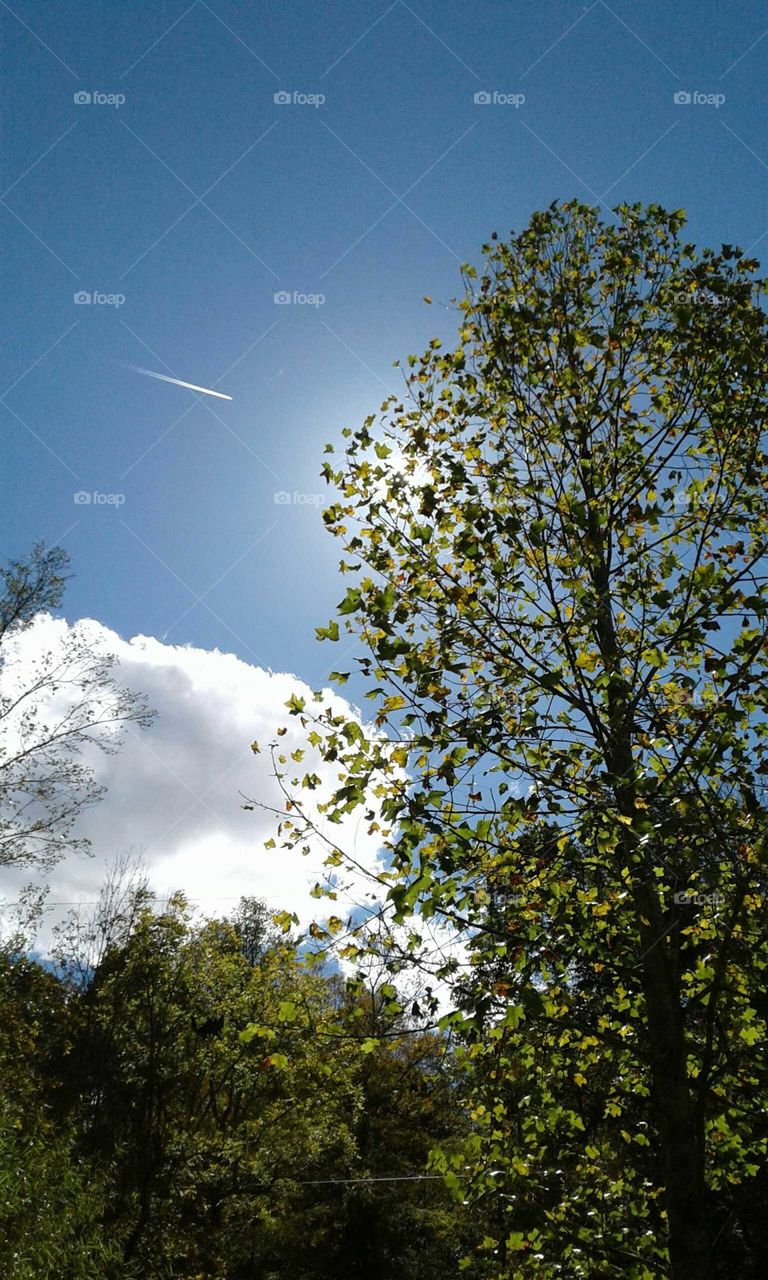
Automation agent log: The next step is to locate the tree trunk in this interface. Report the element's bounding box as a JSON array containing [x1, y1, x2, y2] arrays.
[[611, 765, 713, 1276], [639, 917, 712, 1280], [583, 443, 713, 1279]]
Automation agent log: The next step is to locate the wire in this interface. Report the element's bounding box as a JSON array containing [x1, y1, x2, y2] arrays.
[[293, 1174, 447, 1186], [0, 893, 288, 909]]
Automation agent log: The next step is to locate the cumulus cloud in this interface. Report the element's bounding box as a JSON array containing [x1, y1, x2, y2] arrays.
[[0, 615, 386, 948]]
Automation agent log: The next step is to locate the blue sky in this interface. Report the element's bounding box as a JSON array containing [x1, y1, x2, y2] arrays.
[[2, 0, 768, 682]]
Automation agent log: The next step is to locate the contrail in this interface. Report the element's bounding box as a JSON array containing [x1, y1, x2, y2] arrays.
[[126, 364, 233, 401]]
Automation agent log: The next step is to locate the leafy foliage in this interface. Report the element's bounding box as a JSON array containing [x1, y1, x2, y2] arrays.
[[0, 881, 464, 1279], [267, 201, 768, 1279]]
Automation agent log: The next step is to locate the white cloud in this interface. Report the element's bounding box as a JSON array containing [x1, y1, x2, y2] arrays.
[[0, 616, 386, 948]]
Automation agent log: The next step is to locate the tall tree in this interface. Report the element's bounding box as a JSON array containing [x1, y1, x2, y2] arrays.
[[0, 544, 153, 869], [270, 202, 768, 1278]]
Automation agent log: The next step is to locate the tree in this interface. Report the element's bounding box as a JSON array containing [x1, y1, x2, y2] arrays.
[[59, 892, 360, 1276], [51, 851, 153, 990], [269, 202, 768, 1278], [0, 951, 120, 1280], [325, 978, 468, 1280], [3, 862, 469, 1278], [230, 893, 275, 964], [0, 544, 153, 869]]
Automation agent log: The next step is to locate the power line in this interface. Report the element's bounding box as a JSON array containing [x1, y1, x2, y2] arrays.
[[293, 1174, 447, 1186], [0, 893, 292, 909]]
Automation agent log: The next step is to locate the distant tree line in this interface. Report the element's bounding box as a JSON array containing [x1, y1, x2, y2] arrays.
[[0, 871, 468, 1279]]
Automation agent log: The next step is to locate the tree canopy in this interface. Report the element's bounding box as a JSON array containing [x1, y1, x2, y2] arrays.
[[0, 876, 466, 1279], [267, 200, 768, 1279]]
